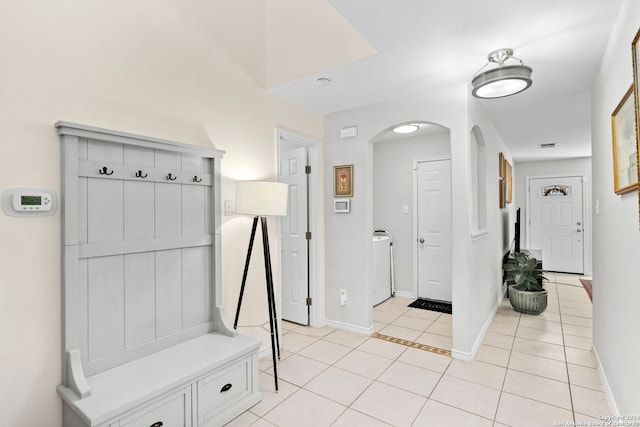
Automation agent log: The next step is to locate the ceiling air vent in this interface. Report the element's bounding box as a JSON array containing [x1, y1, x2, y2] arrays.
[[539, 143, 556, 149]]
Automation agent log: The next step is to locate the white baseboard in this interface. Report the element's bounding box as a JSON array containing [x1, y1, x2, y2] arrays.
[[591, 344, 620, 416], [451, 295, 502, 361], [324, 319, 374, 336], [392, 290, 415, 299]]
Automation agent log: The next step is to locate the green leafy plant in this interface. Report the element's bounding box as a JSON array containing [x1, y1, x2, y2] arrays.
[[503, 251, 546, 292]]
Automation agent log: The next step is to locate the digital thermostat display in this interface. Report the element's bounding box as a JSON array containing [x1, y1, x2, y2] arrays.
[[12, 192, 52, 211]]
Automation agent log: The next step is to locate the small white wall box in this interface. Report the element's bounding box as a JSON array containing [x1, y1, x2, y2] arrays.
[[334, 198, 350, 213], [2, 187, 58, 217]]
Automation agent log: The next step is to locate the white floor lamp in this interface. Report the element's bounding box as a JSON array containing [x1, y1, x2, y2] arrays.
[[233, 181, 288, 392]]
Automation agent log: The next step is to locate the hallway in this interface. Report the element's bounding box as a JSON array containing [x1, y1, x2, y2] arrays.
[[227, 274, 608, 426]]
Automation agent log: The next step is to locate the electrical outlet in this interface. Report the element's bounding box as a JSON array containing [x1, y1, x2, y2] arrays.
[[339, 289, 347, 306]]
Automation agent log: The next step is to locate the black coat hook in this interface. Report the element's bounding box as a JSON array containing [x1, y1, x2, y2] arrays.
[[99, 166, 114, 175], [135, 170, 148, 178], [166, 173, 177, 181], [193, 175, 203, 183]]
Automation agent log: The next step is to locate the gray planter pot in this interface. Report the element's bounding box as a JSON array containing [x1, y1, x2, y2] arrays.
[[508, 285, 548, 314]]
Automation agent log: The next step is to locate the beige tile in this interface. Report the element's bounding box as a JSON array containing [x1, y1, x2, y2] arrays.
[[475, 344, 511, 367], [334, 349, 393, 379], [493, 312, 521, 325], [358, 337, 408, 360], [263, 389, 346, 427], [503, 369, 572, 409], [323, 329, 369, 348], [297, 339, 352, 365], [281, 321, 298, 331], [562, 323, 592, 338], [412, 400, 493, 427], [405, 307, 443, 320], [249, 372, 299, 417], [249, 419, 278, 427], [352, 382, 427, 427], [518, 317, 562, 332], [482, 332, 515, 350], [397, 346, 452, 374], [378, 324, 422, 341], [373, 321, 387, 332], [224, 408, 259, 426], [445, 359, 506, 390], [430, 375, 501, 419], [512, 337, 565, 361], [574, 412, 601, 423], [378, 361, 441, 397], [388, 296, 414, 306], [508, 351, 568, 382], [516, 326, 564, 345], [495, 392, 574, 427], [564, 334, 592, 350], [391, 314, 433, 331], [559, 299, 592, 310], [560, 307, 592, 318], [533, 310, 562, 322], [330, 408, 391, 427], [560, 314, 592, 327], [564, 347, 596, 368], [488, 321, 517, 336], [375, 301, 410, 316], [270, 354, 328, 387], [282, 332, 318, 353], [290, 325, 337, 338], [304, 366, 373, 406], [571, 384, 612, 418], [373, 309, 403, 324], [567, 363, 603, 391], [416, 332, 452, 349], [426, 321, 453, 337]]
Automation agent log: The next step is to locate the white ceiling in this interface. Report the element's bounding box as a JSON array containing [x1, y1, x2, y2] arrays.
[[268, 0, 623, 162]]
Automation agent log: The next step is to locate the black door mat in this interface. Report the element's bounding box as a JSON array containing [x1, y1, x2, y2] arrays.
[[408, 298, 452, 314]]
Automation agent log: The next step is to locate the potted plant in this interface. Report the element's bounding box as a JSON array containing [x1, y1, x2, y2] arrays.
[[502, 251, 547, 314]]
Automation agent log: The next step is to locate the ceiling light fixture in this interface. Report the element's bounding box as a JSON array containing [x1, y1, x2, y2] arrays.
[[471, 48, 533, 99], [315, 77, 332, 87], [392, 124, 419, 134]]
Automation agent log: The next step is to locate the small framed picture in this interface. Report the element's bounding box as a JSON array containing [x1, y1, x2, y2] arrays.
[[334, 164, 353, 197], [611, 84, 638, 195], [632, 28, 640, 227]]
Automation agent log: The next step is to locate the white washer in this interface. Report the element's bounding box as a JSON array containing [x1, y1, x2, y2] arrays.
[[372, 235, 391, 306]]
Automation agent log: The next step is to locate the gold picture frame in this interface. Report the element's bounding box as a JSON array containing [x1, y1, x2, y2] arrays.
[[632, 28, 640, 226], [611, 84, 638, 195], [334, 164, 353, 197], [505, 161, 513, 204]]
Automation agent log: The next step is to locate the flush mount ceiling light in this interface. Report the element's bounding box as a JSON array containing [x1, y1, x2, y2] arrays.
[[392, 124, 420, 134], [315, 77, 332, 87], [471, 48, 533, 99]]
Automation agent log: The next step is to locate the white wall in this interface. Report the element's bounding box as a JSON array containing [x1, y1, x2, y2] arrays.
[[324, 84, 510, 359], [0, 2, 323, 426], [514, 158, 593, 275], [372, 131, 450, 296], [590, 0, 640, 415]]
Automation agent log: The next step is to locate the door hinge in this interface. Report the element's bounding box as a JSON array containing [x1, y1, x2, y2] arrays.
[[306, 297, 312, 306], [306, 231, 312, 240], [305, 165, 311, 174]]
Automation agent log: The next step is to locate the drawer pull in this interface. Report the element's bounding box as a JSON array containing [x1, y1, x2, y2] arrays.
[[220, 383, 233, 393], [149, 422, 163, 427]]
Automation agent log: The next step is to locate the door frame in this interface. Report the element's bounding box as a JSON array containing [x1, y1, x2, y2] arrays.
[[412, 155, 452, 298], [276, 128, 324, 327], [525, 173, 588, 274]]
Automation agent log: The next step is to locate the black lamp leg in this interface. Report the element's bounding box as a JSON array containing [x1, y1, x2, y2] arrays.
[[260, 216, 280, 391], [234, 216, 259, 330]]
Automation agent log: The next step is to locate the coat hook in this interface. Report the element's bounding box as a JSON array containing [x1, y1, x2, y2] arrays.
[[193, 175, 203, 183], [135, 170, 148, 178], [99, 166, 114, 175], [166, 173, 177, 181]]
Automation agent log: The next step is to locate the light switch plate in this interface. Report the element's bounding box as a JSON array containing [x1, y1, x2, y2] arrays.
[[224, 200, 234, 216]]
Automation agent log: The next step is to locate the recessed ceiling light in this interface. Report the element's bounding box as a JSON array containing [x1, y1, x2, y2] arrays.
[[315, 77, 332, 87], [392, 124, 419, 134]]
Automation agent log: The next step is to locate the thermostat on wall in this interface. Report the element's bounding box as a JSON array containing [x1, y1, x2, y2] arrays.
[[334, 198, 350, 213], [2, 187, 58, 217]]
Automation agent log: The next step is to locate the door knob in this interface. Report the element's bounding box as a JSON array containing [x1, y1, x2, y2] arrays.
[[577, 221, 582, 226], [576, 228, 582, 232], [419, 238, 425, 243]]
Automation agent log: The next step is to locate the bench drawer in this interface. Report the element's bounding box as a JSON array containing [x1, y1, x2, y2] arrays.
[[118, 388, 191, 427], [197, 358, 252, 424]]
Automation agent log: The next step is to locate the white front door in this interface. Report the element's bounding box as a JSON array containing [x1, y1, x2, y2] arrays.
[[279, 145, 309, 325], [529, 176, 584, 274], [416, 159, 452, 302]]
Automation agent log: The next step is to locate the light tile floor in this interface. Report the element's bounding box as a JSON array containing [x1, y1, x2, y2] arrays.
[[227, 273, 609, 426]]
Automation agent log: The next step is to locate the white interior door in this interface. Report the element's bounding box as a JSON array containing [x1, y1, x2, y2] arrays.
[[529, 176, 584, 273], [416, 159, 452, 302], [279, 145, 309, 325]]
